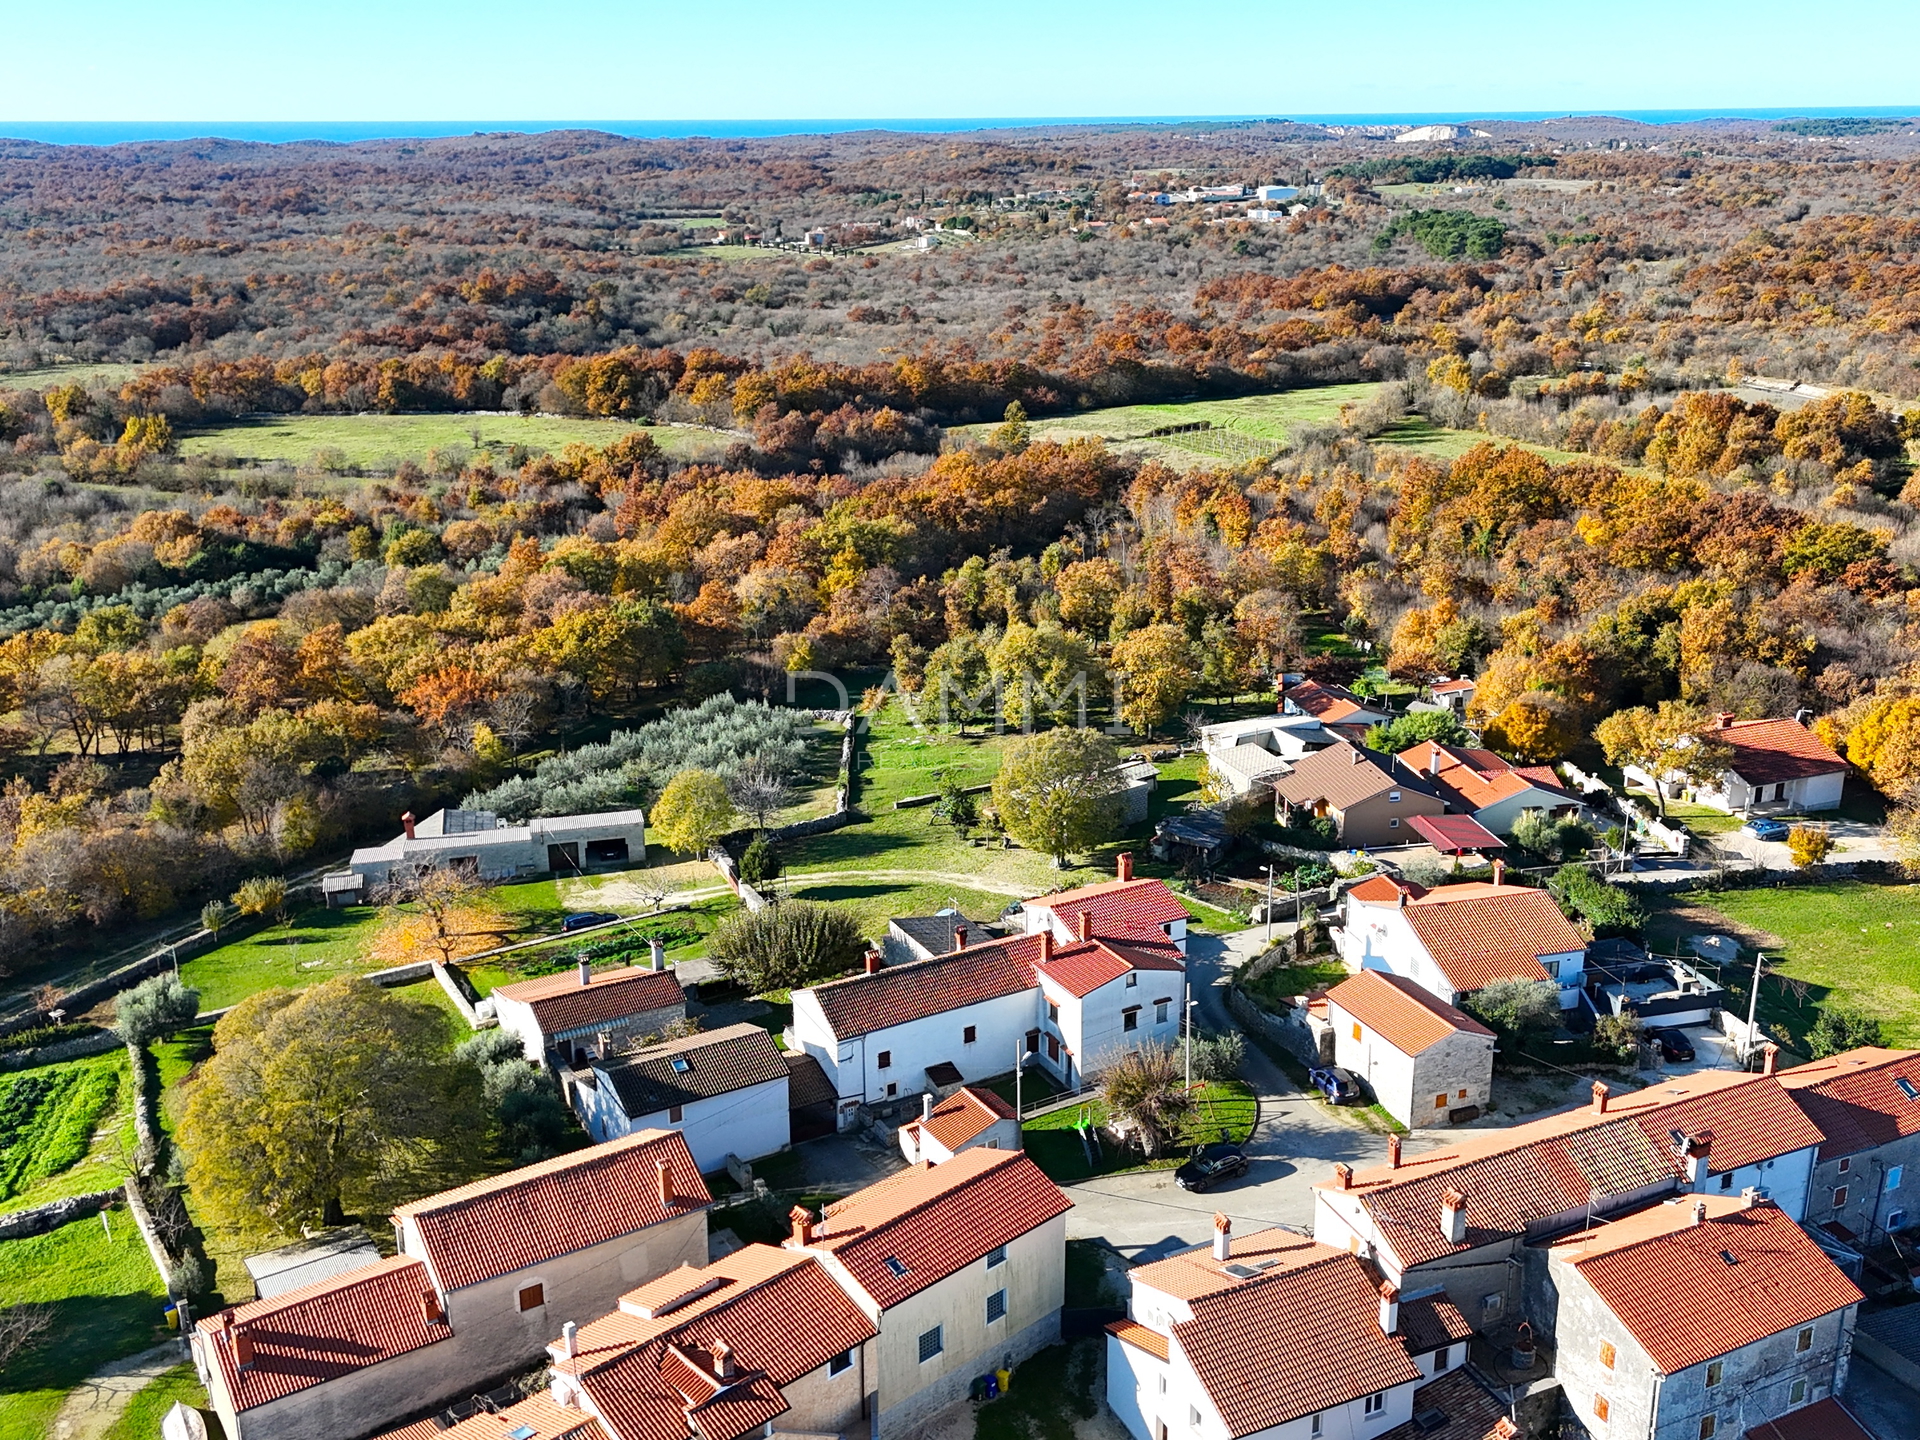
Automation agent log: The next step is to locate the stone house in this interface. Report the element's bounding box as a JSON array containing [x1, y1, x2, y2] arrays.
[[787, 1146, 1073, 1438], [1541, 1195, 1862, 1440], [570, 1022, 791, 1170], [492, 960, 686, 1067], [193, 1130, 711, 1440], [1272, 742, 1448, 849], [898, 1084, 1021, 1164], [1323, 970, 1495, 1128], [1779, 1046, 1920, 1247], [1104, 1217, 1494, 1440]]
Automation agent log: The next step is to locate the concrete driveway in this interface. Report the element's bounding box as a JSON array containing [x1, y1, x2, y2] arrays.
[[1061, 929, 1440, 1262]]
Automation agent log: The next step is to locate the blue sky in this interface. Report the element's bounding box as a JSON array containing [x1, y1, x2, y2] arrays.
[[3, 0, 1916, 127]]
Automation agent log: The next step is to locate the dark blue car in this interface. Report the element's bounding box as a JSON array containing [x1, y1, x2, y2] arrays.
[[561, 911, 619, 932], [1308, 1066, 1364, 1105]]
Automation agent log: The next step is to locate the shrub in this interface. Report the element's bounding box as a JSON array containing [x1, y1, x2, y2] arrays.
[[114, 973, 202, 1045], [1787, 824, 1832, 869], [1547, 864, 1646, 938], [1592, 1011, 1645, 1061], [1188, 1031, 1246, 1082], [1464, 978, 1561, 1044], [708, 901, 867, 993], [232, 875, 287, 920], [1807, 1006, 1883, 1058], [1511, 811, 1593, 864], [739, 833, 783, 886]]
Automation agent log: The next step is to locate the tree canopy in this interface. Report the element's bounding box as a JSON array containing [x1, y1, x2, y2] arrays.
[[992, 727, 1125, 866]]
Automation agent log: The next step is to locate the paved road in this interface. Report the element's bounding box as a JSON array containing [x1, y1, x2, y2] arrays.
[[1061, 930, 1442, 1263]]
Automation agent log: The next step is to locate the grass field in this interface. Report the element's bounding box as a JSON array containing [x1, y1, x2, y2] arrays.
[[103, 1362, 208, 1440], [1645, 881, 1920, 1050], [1370, 416, 1592, 466], [176, 413, 730, 469], [0, 1212, 170, 1438], [1002, 1079, 1257, 1184], [459, 894, 742, 997], [0, 362, 145, 391], [661, 245, 776, 262], [780, 880, 1016, 939], [0, 1050, 133, 1214]]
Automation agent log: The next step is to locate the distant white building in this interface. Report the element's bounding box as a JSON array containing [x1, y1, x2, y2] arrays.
[[344, 807, 646, 887], [1622, 713, 1849, 816], [1198, 713, 1338, 796], [1254, 184, 1300, 203]]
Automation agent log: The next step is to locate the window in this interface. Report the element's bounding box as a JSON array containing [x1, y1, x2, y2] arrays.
[[1706, 1361, 1722, 1388], [1027, 1030, 1041, 1054], [1890, 1166, 1905, 1191], [1047, 1002, 1059, 1023], [918, 1326, 944, 1363], [1352, 1023, 1363, 1041], [1834, 1186, 1850, 1209], [987, 1244, 1007, 1269], [1126, 972, 1138, 988], [1897, 1077, 1919, 1102], [1891, 1209, 1908, 1232], [1593, 1395, 1610, 1421], [668, 1105, 684, 1123], [1433, 1346, 1449, 1372], [1542, 959, 1561, 978], [1796, 1326, 1814, 1353], [1124, 1008, 1140, 1032], [1599, 1341, 1616, 1370], [1839, 1157, 1852, 1174], [963, 1025, 977, 1045], [1699, 1417, 1716, 1440], [1719, 1172, 1734, 1191], [1311, 1416, 1323, 1437], [1158, 1374, 1167, 1394], [517, 1283, 545, 1312], [828, 1349, 853, 1376], [1435, 1093, 1448, 1110], [1389, 818, 1400, 829], [883, 1256, 909, 1277], [1790, 1378, 1807, 1405], [1388, 791, 1401, 803], [986, 1288, 1007, 1323], [1156, 1001, 1170, 1024], [1189, 1407, 1202, 1427], [1363, 1393, 1385, 1416], [1457, 1088, 1468, 1099], [885, 1082, 898, 1098], [877, 1050, 892, 1070]]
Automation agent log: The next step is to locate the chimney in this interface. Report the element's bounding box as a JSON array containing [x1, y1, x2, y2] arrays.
[[1440, 1189, 1467, 1245], [656, 1159, 673, 1208], [1396, 887, 1407, 911], [864, 949, 882, 975], [232, 1328, 255, 1369], [923, 1092, 935, 1121], [1679, 1130, 1713, 1185], [1491, 858, 1505, 887], [1378, 1282, 1400, 1335], [1387, 1133, 1403, 1170], [1591, 1080, 1610, 1115], [712, 1341, 734, 1379], [953, 924, 968, 951], [1762, 1042, 1779, 1077], [1117, 852, 1134, 883], [789, 1205, 815, 1247], [1691, 1199, 1708, 1227], [578, 958, 592, 987], [1742, 1186, 1767, 1210], [1077, 910, 1092, 943], [1212, 1212, 1231, 1261], [650, 938, 665, 972], [1332, 1162, 1353, 1191], [400, 811, 417, 841], [1493, 1421, 1519, 1440], [1351, 746, 1364, 765], [1038, 929, 1054, 964], [563, 1320, 579, 1357], [1715, 711, 1734, 730], [421, 1290, 445, 1325]]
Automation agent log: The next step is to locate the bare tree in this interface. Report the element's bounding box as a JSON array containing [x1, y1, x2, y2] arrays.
[[0, 1304, 51, 1368], [729, 764, 796, 832]]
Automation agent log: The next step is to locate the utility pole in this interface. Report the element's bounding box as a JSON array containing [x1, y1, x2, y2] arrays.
[[1184, 979, 1192, 1091], [1015, 1040, 1022, 1119], [1744, 950, 1766, 1069], [1264, 865, 1275, 944]]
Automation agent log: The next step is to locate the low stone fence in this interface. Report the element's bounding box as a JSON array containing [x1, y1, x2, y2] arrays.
[[0, 1186, 122, 1241], [195, 959, 436, 1025], [1227, 986, 1326, 1069], [0, 1027, 121, 1072]]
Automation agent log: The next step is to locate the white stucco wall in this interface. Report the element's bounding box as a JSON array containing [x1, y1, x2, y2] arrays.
[[793, 986, 1040, 1111], [576, 1072, 790, 1171]]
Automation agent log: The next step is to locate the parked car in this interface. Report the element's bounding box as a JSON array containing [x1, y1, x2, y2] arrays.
[[1651, 1027, 1696, 1063], [561, 911, 620, 932], [1175, 1140, 1249, 1192], [1308, 1066, 1364, 1105], [1741, 817, 1791, 842]]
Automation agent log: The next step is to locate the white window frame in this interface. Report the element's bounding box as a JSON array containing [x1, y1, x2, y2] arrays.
[[1364, 1392, 1385, 1416]]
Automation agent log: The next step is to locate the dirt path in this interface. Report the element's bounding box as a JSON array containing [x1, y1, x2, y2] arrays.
[[50, 1340, 186, 1440]]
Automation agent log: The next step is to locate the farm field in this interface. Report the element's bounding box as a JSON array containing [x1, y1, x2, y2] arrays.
[[1369, 416, 1592, 465], [0, 1050, 133, 1214], [175, 413, 731, 469], [0, 361, 146, 391], [0, 1211, 170, 1438], [1645, 881, 1920, 1050]]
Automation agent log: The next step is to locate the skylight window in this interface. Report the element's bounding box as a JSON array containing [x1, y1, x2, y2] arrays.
[[508, 1428, 537, 1440], [884, 1256, 909, 1277], [1896, 1077, 1918, 1102], [1719, 1250, 1738, 1266], [671, 1057, 692, 1073]]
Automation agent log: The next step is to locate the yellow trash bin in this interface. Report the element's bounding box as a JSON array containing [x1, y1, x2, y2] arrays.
[[996, 1367, 1011, 1394]]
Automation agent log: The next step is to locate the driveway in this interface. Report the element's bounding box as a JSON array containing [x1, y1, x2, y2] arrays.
[[1061, 929, 1442, 1262]]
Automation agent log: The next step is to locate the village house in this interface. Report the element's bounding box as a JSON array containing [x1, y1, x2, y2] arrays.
[[371, 1390, 606, 1440], [1017, 855, 1192, 954], [1312, 1062, 1824, 1322], [787, 1146, 1073, 1437], [1105, 1217, 1495, 1440], [898, 1084, 1022, 1163], [1541, 1194, 1862, 1440], [1391, 741, 1588, 837], [1197, 713, 1338, 797], [545, 1242, 879, 1440], [791, 912, 1184, 1125], [1281, 679, 1395, 731], [1622, 713, 1849, 815], [492, 960, 686, 1067], [1779, 1046, 1920, 1248], [570, 1022, 791, 1170], [193, 1130, 711, 1440], [1323, 970, 1495, 1129], [344, 806, 647, 888], [1427, 677, 1477, 715], [1333, 868, 1589, 1009], [1272, 742, 1448, 849]]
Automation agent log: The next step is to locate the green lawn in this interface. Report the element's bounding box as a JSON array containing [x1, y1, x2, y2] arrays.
[[974, 1336, 1103, 1440], [781, 880, 1016, 941], [1370, 416, 1591, 466], [989, 383, 1383, 444], [459, 894, 743, 997], [103, 1362, 208, 1440], [176, 414, 729, 469], [1646, 881, 1920, 1050], [0, 1212, 170, 1439], [1009, 1079, 1257, 1185], [0, 1050, 135, 1215], [0, 361, 146, 391]]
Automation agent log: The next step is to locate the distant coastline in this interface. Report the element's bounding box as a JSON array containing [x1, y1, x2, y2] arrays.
[[1, 108, 1918, 147]]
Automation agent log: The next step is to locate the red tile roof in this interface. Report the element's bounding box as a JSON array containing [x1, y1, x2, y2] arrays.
[[1347, 874, 1428, 904], [1396, 742, 1580, 816], [376, 1394, 608, 1440], [1106, 1317, 1170, 1360], [1398, 883, 1586, 992], [1775, 1046, 1920, 1160], [1429, 678, 1477, 696], [197, 1257, 451, 1412], [1173, 1247, 1424, 1438], [1400, 1292, 1476, 1353], [1745, 1398, 1877, 1440], [1037, 936, 1182, 998], [1553, 1197, 1862, 1374], [1284, 680, 1386, 722], [1709, 716, 1848, 786], [801, 1147, 1072, 1308], [394, 1129, 709, 1292], [904, 1085, 1016, 1152], [1324, 1071, 1827, 1269], [1407, 813, 1506, 854], [1130, 1227, 1331, 1303], [1025, 876, 1191, 946], [1377, 1371, 1519, 1440], [494, 966, 686, 1039], [552, 1244, 874, 1440], [806, 934, 1041, 1038], [1325, 971, 1493, 1057]]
